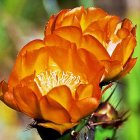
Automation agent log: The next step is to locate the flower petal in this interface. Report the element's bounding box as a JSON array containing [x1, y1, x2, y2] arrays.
[[13, 85, 40, 118], [70, 83, 102, 122], [105, 16, 120, 42], [0, 81, 19, 110], [47, 6, 84, 34], [44, 34, 71, 47], [46, 86, 84, 123], [111, 35, 136, 65], [64, 6, 84, 21], [75, 84, 93, 100], [19, 39, 45, 56], [40, 95, 70, 124], [76, 97, 99, 118], [54, 26, 110, 61], [117, 58, 137, 79], [45, 9, 69, 35], [8, 47, 50, 88], [122, 36, 136, 65], [45, 15, 56, 35], [0, 81, 8, 99], [101, 60, 123, 81], [47, 85, 73, 112], [122, 18, 133, 31], [20, 74, 42, 99], [131, 26, 136, 36], [61, 13, 81, 28], [80, 8, 108, 31], [38, 122, 78, 135], [76, 84, 101, 101], [47, 45, 85, 77], [69, 103, 83, 123], [77, 48, 105, 83], [85, 16, 117, 44], [81, 35, 110, 60], [54, 26, 82, 47], [117, 28, 130, 39], [1, 91, 19, 111], [110, 43, 123, 62]]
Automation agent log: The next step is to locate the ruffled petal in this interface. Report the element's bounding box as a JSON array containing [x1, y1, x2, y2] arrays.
[[8, 47, 50, 88], [61, 13, 81, 28], [75, 84, 93, 100], [46, 85, 85, 123], [131, 26, 136, 36], [38, 122, 78, 135], [117, 58, 137, 79], [54, 27, 110, 61], [121, 35, 136, 65], [19, 74, 42, 99], [80, 8, 108, 31], [117, 28, 130, 39], [40, 95, 70, 124], [105, 16, 120, 42], [68, 103, 83, 123], [45, 9, 69, 35], [54, 26, 82, 47], [77, 48, 105, 83], [47, 41, 105, 83], [122, 18, 133, 31], [0, 81, 8, 99], [101, 60, 123, 81], [76, 84, 101, 101], [0, 81, 19, 110], [1, 91, 19, 111], [64, 6, 84, 21], [86, 7, 108, 22], [70, 83, 101, 122], [44, 34, 71, 47], [47, 85, 74, 112], [111, 35, 136, 65], [81, 35, 110, 60], [110, 43, 123, 62], [13, 86, 40, 118], [85, 16, 117, 44], [19, 39, 45, 56], [45, 15, 56, 35], [76, 97, 99, 118], [47, 45, 85, 78]]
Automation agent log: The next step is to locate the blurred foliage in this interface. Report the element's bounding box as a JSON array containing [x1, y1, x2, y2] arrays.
[[43, 0, 60, 15], [94, 126, 116, 140], [0, 0, 140, 140], [120, 15, 140, 140], [78, 0, 95, 8]]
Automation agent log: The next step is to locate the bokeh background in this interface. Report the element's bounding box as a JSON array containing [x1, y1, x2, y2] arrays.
[[0, 0, 140, 140]]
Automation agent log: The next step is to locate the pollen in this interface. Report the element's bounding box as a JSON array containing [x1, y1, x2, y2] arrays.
[[34, 70, 87, 95]]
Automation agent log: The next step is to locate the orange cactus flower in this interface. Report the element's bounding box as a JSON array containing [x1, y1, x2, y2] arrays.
[[45, 6, 137, 82], [0, 39, 104, 134]]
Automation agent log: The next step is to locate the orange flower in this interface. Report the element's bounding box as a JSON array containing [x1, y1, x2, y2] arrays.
[[45, 6, 137, 82], [0, 39, 104, 134]]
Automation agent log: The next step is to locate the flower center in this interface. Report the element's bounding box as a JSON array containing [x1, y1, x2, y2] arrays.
[[34, 70, 87, 95]]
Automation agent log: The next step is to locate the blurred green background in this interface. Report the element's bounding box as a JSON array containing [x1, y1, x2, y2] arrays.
[[0, 0, 139, 139]]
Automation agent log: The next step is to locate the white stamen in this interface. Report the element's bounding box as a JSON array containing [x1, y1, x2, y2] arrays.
[[34, 70, 87, 95]]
